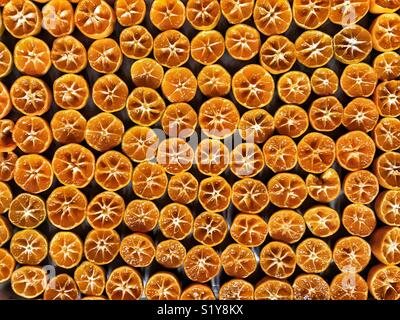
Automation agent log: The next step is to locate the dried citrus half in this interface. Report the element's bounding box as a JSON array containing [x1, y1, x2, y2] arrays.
[[145, 272, 181, 300], [370, 13, 400, 52], [368, 264, 400, 300], [343, 98, 379, 132], [8, 193, 46, 229], [153, 30, 190, 68], [304, 206, 340, 237], [124, 199, 159, 233], [375, 190, 400, 226], [132, 161, 168, 200], [254, 278, 293, 300], [197, 64, 231, 97], [220, 0, 254, 24], [253, 0, 292, 35], [343, 170, 379, 204], [14, 37, 51, 76], [371, 226, 400, 265], [122, 126, 159, 163], [44, 274, 78, 300], [343, 204, 377, 237], [11, 266, 46, 299], [84, 229, 120, 265], [87, 191, 125, 229], [156, 138, 194, 174], [373, 80, 400, 117], [47, 186, 87, 230], [340, 63, 378, 97], [310, 68, 339, 96], [262, 135, 297, 173], [51, 110, 87, 144], [0, 42, 12, 79], [0, 215, 11, 247], [52, 143, 95, 188], [198, 176, 231, 212], [295, 31, 333, 68], [260, 241, 296, 279], [120, 233, 155, 267], [186, 0, 221, 30], [373, 51, 400, 81], [92, 74, 128, 113], [74, 261, 105, 296], [161, 103, 197, 138], [119, 25, 153, 59], [336, 131, 376, 171], [14, 154, 53, 193], [230, 213, 268, 247], [162, 67, 197, 103], [333, 236, 371, 272], [106, 266, 143, 300], [193, 211, 227, 246], [274, 105, 308, 138], [330, 273, 368, 300], [183, 245, 220, 283], [3, 0, 42, 38], [220, 243, 257, 278], [239, 109, 274, 144], [0, 119, 15, 152], [53, 74, 89, 110], [329, 0, 369, 25], [374, 152, 400, 189], [155, 239, 186, 269], [85, 113, 124, 152], [231, 178, 268, 214], [293, 274, 330, 300], [115, 0, 146, 26], [268, 210, 306, 244], [195, 139, 229, 176], [10, 229, 47, 265], [0, 181, 11, 214], [181, 284, 216, 300], [159, 203, 193, 240], [230, 143, 264, 178], [0, 248, 15, 283], [267, 173, 307, 209], [150, 0, 185, 31], [277, 71, 311, 105], [49, 231, 83, 269], [296, 238, 332, 273], [88, 38, 122, 74], [373, 118, 400, 152], [225, 24, 261, 60], [198, 97, 239, 139], [259, 35, 296, 75], [293, 0, 330, 29], [130, 58, 164, 89], [191, 30, 225, 65], [42, 0, 74, 37], [219, 279, 254, 300], [168, 172, 198, 204], [51, 35, 87, 73], [75, 0, 115, 39]]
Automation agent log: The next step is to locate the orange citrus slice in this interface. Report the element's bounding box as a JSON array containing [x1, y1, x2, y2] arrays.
[[8, 193, 46, 229], [105, 266, 143, 300], [181, 284, 216, 300], [50, 35, 87, 74], [168, 172, 198, 204], [124, 199, 159, 233], [330, 273, 368, 300], [92, 74, 129, 112], [74, 261, 105, 297], [310, 68, 339, 96], [145, 272, 181, 300], [53, 74, 89, 110], [219, 279, 254, 300], [130, 58, 164, 89], [253, 0, 292, 35], [304, 206, 341, 237], [343, 203, 377, 237], [197, 64, 231, 97], [155, 239, 186, 269], [84, 229, 120, 265], [42, 0, 74, 37], [306, 169, 341, 203], [371, 226, 400, 265], [150, 0, 186, 31], [153, 30, 190, 68], [198, 176, 231, 212], [122, 126, 159, 162], [87, 191, 125, 229], [49, 231, 83, 269], [159, 203, 193, 240], [50, 110, 86, 144], [225, 24, 261, 60], [220, 0, 254, 24], [329, 0, 369, 25], [10, 229, 48, 265], [186, 0, 221, 30], [368, 264, 400, 300], [373, 80, 400, 117], [132, 161, 168, 200], [156, 138, 194, 174], [193, 211, 228, 246], [268, 210, 306, 244], [343, 98, 379, 132], [239, 109, 274, 144], [230, 213, 268, 247], [220, 243, 257, 278], [119, 25, 153, 59], [191, 30, 225, 65], [14, 37, 51, 76], [162, 67, 197, 103], [373, 51, 400, 81], [343, 170, 379, 204], [11, 266, 46, 299], [277, 71, 311, 105], [260, 241, 296, 279], [293, 274, 330, 300], [254, 278, 293, 300], [183, 245, 221, 283], [161, 103, 197, 138], [370, 13, 400, 52], [230, 143, 264, 178], [115, 0, 146, 26], [195, 138, 229, 176], [120, 233, 155, 267], [293, 0, 330, 29], [231, 178, 269, 214], [375, 190, 400, 227], [333, 236, 371, 272], [274, 105, 309, 138], [295, 31, 333, 68], [296, 238, 332, 273], [88, 38, 122, 74], [340, 63, 378, 97], [263, 135, 297, 173]]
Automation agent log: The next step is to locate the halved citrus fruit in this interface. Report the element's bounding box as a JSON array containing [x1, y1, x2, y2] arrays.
[[127, 87, 166, 126], [0, 215, 11, 247], [219, 279, 254, 300], [150, 0, 185, 31], [373, 118, 400, 152], [254, 278, 293, 300], [53, 74, 89, 110], [44, 274, 78, 300], [0, 82, 11, 119], [162, 67, 197, 103], [225, 24, 261, 60], [304, 206, 340, 237], [87, 191, 125, 229], [370, 0, 400, 13], [309, 96, 343, 131], [156, 137, 194, 174], [92, 74, 128, 113], [343, 170, 379, 204], [119, 25, 153, 59], [49, 231, 83, 269], [191, 30, 225, 65], [195, 139, 229, 176], [84, 229, 120, 265], [220, 243, 257, 278], [155, 239, 186, 269], [47, 186, 87, 230], [343, 98, 379, 132], [262, 135, 297, 173], [159, 203, 193, 240], [193, 211, 227, 246], [8, 193, 46, 229], [124, 199, 159, 233], [373, 51, 400, 81], [231, 178, 269, 214], [161, 103, 197, 138], [259, 35, 296, 75], [14, 154, 53, 193], [94, 151, 132, 192], [145, 272, 181, 300], [153, 30, 190, 68], [310, 68, 339, 96], [130, 58, 164, 89], [50, 110, 87, 144], [198, 176, 231, 212], [52, 143, 95, 188], [0, 152, 16, 182], [74, 261, 105, 296], [295, 31, 333, 68], [293, 274, 330, 300], [50, 35, 87, 73], [329, 0, 369, 25], [120, 233, 155, 267], [374, 152, 400, 189], [371, 226, 400, 265], [186, 0, 221, 30], [239, 109, 274, 144], [105, 266, 143, 300], [230, 213, 268, 247], [370, 13, 400, 52], [340, 63, 378, 97], [260, 241, 296, 279], [42, 0, 74, 37], [336, 130, 376, 171], [181, 284, 215, 300], [11, 266, 46, 299], [230, 143, 264, 178], [197, 64, 231, 97], [168, 172, 198, 204], [267, 173, 307, 209], [10, 229, 47, 265], [330, 273, 368, 300], [14, 37, 51, 76], [122, 126, 159, 163], [296, 238, 332, 273], [183, 245, 220, 283], [253, 0, 292, 35], [268, 210, 306, 244], [277, 71, 311, 105], [132, 161, 168, 200], [293, 0, 330, 29], [0, 42, 12, 79], [342, 204, 377, 237], [88, 38, 122, 74], [220, 0, 254, 24], [0, 248, 15, 283], [115, 0, 146, 26], [274, 105, 308, 138], [375, 190, 400, 227], [0, 181, 12, 213], [368, 264, 400, 300], [373, 80, 400, 117], [74, 0, 115, 39], [85, 113, 124, 152], [0, 119, 15, 152], [333, 236, 371, 272]]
